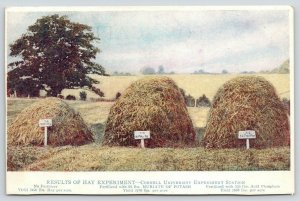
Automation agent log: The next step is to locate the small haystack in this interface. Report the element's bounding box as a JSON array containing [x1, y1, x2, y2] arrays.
[[203, 76, 290, 149], [102, 77, 196, 148], [8, 98, 93, 146]]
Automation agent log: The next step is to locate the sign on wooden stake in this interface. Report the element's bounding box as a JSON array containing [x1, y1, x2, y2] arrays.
[[134, 131, 150, 148], [238, 130, 256, 149], [39, 119, 52, 146]]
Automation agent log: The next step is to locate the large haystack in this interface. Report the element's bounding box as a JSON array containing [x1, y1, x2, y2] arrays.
[[8, 98, 93, 146], [203, 76, 290, 149], [102, 77, 196, 148]]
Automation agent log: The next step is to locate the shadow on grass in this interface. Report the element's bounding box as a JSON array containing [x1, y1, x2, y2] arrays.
[[195, 127, 206, 142], [89, 123, 105, 144]]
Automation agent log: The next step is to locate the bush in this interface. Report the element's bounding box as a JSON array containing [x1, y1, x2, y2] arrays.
[[66, 95, 76, 100], [196, 94, 211, 107], [115, 92, 121, 100], [185, 95, 195, 107], [79, 91, 87, 101], [57, 94, 64, 99], [91, 86, 104, 97], [179, 88, 195, 107]]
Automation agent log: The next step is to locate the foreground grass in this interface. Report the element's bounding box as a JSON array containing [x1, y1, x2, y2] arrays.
[[7, 145, 290, 171]]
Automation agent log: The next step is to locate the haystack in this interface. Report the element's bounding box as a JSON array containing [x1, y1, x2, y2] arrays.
[[203, 76, 290, 149], [102, 77, 196, 148], [8, 98, 93, 146]]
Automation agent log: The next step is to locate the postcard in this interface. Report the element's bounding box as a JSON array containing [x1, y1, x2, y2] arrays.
[[5, 6, 294, 195]]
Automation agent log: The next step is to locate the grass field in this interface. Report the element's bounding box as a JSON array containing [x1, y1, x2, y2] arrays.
[[6, 73, 291, 171], [62, 74, 290, 100], [7, 145, 290, 171]]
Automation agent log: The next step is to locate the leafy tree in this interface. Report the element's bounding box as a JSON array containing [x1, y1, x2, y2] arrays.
[[179, 88, 195, 106], [158, 65, 165, 74], [185, 94, 195, 107], [196, 94, 211, 107], [141, 66, 155, 75], [8, 14, 106, 97], [79, 91, 87, 101], [7, 73, 40, 97], [221, 69, 228, 74]]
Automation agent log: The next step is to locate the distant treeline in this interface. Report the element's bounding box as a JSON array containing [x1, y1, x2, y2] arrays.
[[192, 69, 229, 74], [192, 59, 289, 75], [140, 65, 175, 75], [112, 71, 133, 76], [111, 59, 289, 76]]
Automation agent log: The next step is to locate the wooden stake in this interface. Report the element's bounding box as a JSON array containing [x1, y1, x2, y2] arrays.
[[141, 139, 145, 148], [246, 139, 249, 149], [44, 126, 48, 146]]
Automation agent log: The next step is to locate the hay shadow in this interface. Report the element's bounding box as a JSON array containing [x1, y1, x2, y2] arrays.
[[195, 127, 206, 143], [89, 123, 105, 144]]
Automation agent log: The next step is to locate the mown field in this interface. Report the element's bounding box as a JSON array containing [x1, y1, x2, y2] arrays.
[[62, 74, 290, 100], [8, 145, 290, 171], [6, 74, 291, 171]]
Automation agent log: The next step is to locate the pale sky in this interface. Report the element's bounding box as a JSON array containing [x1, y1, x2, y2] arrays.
[[6, 9, 291, 74]]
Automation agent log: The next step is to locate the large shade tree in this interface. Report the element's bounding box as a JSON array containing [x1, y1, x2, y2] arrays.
[[8, 14, 106, 97]]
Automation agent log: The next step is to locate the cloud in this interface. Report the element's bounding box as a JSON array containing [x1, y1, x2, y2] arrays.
[[6, 9, 291, 73]]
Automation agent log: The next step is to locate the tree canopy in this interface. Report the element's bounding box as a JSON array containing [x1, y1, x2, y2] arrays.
[[8, 14, 106, 97], [140, 66, 155, 75], [157, 65, 165, 74]]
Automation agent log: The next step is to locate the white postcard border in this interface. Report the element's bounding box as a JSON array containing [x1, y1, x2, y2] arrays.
[[5, 6, 295, 195]]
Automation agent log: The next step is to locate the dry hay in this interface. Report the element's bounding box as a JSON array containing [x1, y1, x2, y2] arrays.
[[8, 98, 93, 146], [102, 76, 196, 148], [203, 76, 290, 149]]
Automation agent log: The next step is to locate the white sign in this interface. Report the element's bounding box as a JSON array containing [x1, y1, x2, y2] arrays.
[[238, 130, 256, 149], [238, 130, 256, 139], [39, 119, 52, 127], [39, 119, 52, 146], [134, 131, 150, 148], [134, 131, 150, 139]]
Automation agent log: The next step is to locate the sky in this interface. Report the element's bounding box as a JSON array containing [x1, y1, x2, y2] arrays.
[[6, 8, 291, 74]]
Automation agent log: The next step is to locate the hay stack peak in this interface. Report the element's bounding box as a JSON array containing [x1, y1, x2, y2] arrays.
[[103, 76, 196, 148], [8, 98, 93, 146], [203, 76, 290, 149]]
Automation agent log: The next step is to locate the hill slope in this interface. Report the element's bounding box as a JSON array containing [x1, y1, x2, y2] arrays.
[[271, 59, 289, 74]]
